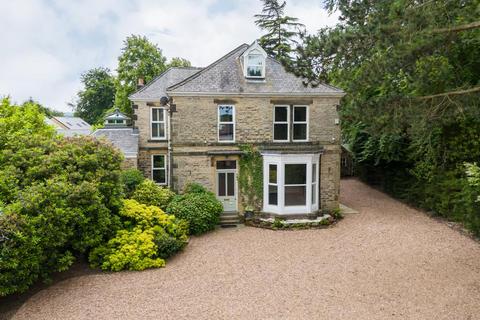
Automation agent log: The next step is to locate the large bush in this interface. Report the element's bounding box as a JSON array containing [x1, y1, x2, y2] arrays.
[[131, 179, 175, 210], [89, 199, 188, 271], [166, 184, 222, 235], [0, 98, 124, 296], [120, 168, 145, 197]]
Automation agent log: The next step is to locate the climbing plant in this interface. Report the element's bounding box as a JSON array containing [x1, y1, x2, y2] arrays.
[[239, 145, 263, 211]]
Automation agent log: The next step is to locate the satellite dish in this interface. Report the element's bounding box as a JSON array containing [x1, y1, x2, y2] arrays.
[[160, 96, 169, 106]]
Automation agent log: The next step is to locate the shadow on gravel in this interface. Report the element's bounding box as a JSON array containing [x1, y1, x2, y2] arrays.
[[0, 261, 101, 320]]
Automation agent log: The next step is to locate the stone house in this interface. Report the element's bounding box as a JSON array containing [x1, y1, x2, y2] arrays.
[[129, 41, 344, 221]]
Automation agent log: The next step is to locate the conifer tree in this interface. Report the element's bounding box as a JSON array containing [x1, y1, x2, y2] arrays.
[[254, 0, 304, 62]]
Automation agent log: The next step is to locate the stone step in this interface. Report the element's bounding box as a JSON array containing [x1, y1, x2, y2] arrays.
[[220, 213, 241, 226]]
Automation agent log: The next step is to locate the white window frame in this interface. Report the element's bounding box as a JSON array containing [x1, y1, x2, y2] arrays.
[[268, 164, 278, 206], [150, 107, 166, 140], [273, 105, 290, 142], [262, 153, 320, 215], [151, 154, 167, 185], [244, 49, 265, 78], [292, 105, 309, 142], [217, 105, 235, 143], [311, 163, 317, 206]]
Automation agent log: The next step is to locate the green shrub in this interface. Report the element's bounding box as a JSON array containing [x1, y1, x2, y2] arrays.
[[0, 213, 43, 297], [183, 182, 210, 194], [131, 180, 175, 210], [0, 99, 125, 296], [166, 191, 223, 235], [120, 168, 145, 197], [89, 199, 188, 271], [89, 227, 166, 271]]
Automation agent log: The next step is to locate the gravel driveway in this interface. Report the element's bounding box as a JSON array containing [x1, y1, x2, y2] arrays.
[[5, 179, 480, 320]]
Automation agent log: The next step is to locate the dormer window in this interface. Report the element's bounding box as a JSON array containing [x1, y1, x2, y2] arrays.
[[243, 41, 267, 79], [246, 50, 265, 78]]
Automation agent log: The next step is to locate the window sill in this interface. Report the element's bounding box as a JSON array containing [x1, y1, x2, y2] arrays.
[[272, 140, 310, 143], [148, 139, 167, 142]]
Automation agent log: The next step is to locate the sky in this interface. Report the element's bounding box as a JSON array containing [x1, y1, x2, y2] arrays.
[[0, 0, 338, 112]]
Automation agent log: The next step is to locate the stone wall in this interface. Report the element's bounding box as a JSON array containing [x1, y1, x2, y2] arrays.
[[169, 96, 341, 145], [320, 145, 341, 211], [132, 94, 342, 213], [122, 157, 138, 169], [138, 149, 168, 181], [133, 101, 169, 150]]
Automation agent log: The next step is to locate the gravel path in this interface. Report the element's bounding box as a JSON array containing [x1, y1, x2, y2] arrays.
[[7, 179, 480, 320]]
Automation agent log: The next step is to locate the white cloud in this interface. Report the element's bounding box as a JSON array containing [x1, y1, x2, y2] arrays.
[[0, 0, 338, 112]]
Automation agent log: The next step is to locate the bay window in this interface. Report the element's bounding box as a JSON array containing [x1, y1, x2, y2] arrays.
[[151, 108, 166, 139], [263, 153, 319, 214], [273, 105, 308, 142], [218, 105, 235, 142]]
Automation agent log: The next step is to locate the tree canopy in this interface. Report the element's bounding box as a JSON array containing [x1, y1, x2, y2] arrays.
[[167, 57, 192, 68], [74, 67, 116, 124], [115, 35, 168, 114], [289, 0, 480, 234]]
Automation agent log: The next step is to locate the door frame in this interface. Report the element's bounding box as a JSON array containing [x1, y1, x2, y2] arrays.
[[215, 164, 238, 212]]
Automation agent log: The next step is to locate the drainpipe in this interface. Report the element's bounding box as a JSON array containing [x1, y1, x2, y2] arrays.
[[166, 98, 174, 191], [167, 103, 172, 189]]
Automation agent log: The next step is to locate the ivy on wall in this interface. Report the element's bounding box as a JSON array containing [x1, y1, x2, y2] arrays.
[[239, 144, 263, 212]]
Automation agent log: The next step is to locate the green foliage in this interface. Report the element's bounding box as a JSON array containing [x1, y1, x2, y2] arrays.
[[131, 180, 175, 210], [183, 182, 210, 195], [0, 213, 43, 296], [0, 97, 56, 148], [331, 208, 343, 220], [254, 0, 304, 63], [167, 57, 192, 68], [120, 168, 145, 197], [115, 35, 167, 114], [292, 1, 480, 236], [0, 98, 124, 295], [239, 145, 263, 211], [74, 67, 116, 125], [166, 186, 222, 235], [89, 199, 188, 271], [272, 217, 284, 229], [89, 227, 166, 271], [22, 98, 63, 117]]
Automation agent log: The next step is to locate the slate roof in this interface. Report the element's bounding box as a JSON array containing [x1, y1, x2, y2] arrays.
[[91, 128, 139, 158], [129, 43, 344, 101], [46, 116, 92, 136], [167, 43, 344, 96], [52, 117, 91, 130], [129, 67, 202, 100]]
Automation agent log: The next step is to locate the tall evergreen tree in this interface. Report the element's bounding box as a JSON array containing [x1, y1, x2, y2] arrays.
[[254, 0, 304, 62]]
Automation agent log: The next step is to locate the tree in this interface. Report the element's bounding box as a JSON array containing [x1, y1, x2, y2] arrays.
[[167, 57, 192, 68], [254, 0, 304, 63], [296, 0, 480, 234], [115, 35, 167, 114], [74, 67, 116, 124], [21, 98, 63, 117]]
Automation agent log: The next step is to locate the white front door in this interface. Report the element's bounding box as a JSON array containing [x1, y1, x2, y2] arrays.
[[216, 160, 237, 212]]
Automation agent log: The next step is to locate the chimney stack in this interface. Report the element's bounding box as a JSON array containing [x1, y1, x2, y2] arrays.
[[137, 77, 145, 89]]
